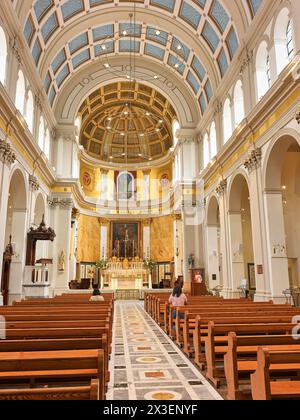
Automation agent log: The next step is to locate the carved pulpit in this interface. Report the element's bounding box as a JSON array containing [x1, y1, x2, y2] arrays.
[[26, 216, 56, 267], [24, 216, 56, 299], [1, 236, 14, 306]]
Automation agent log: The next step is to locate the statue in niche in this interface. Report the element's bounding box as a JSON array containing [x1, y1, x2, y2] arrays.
[[58, 250, 65, 272]]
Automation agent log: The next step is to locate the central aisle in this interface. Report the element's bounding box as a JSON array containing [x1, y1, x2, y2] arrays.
[[107, 301, 222, 400]]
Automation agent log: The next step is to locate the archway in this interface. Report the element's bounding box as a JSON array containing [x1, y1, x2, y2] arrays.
[[4, 169, 28, 304], [265, 134, 300, 293], [228, 174, 255, 294], [206, 196, 221, 289]]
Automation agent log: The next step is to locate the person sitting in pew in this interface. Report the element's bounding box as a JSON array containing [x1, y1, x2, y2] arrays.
[[169, 285, 187, 328], [89, 289, 105, 302]]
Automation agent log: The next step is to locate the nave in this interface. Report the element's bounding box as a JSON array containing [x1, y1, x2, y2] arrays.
[[107, 301, 221, 401]]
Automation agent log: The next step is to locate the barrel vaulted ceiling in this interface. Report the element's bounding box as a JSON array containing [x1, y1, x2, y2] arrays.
[[13, 0, 264, 116]]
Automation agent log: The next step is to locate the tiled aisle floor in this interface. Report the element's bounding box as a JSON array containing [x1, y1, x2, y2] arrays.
[[107, 301, 222, 401]]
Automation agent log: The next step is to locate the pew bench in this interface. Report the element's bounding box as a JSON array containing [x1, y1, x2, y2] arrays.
[[0, 379, 100, 400], [0, 349, 105, 400], [251, 347, 300, 400]]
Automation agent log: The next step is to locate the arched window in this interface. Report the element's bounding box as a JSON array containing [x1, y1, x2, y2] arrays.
[[172, 120, 180, 148], [203, 134, 210, 168], [117, 171, 135, 200], [0, 26, 7, 85], [256, 41, 270, 100], [223, 98, 232, 144], [38, 116, 45, 150], [25, 90, 34, 132], [44, 129, 50, 159], [15, 70, 26, 114], [210, 122, 217, 159], [286, 20, 294, 59], [233, 80, 245, 127]]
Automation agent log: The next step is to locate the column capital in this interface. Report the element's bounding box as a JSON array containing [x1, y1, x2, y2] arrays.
[[56, 125, 77, 142], [100, 168, 109, 175], [239, 49, 254, 75], [29, 175, 40, 191], [142, 169, 151, 176], [0, 140, 17, 167], [244, 148, 262, 173], [177, 128, 200, 145], [296, 109, 300, 124], [216, 179, 227, 196], [47, 196, 74, 209]]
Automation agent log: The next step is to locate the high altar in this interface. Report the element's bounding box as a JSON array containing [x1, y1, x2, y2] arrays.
[[101, 221, 152, 292]]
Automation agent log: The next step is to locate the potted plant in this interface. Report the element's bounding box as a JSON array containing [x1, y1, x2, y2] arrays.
[[143, 259, 157, 289], [95, 258, 108, 289]]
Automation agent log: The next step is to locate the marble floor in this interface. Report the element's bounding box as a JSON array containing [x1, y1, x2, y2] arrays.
[[106, 301, 222, 401]]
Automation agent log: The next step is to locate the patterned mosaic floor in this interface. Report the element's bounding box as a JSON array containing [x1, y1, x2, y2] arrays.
[[107, 301, 222, 400]]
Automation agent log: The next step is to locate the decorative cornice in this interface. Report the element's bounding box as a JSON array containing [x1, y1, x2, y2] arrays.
[[9, 37, 21, 64], [213, 102, 223, 117], [29, 174, 40, 191], [47, 197, 74, 209], [244, 148, 262, 173], [216, 179, 227, 196], [0, 140, 16, 167]]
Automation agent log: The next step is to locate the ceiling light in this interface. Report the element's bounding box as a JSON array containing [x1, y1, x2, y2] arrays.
[[175, 63, 179, 68], [155, 30, 161, 36], [159, 120, 163, 123], [156, 128, 160, 132], [107, 117, 112, 121], [104, 63, 110, 68], [107, 126, 112, 129], [154, 75, 158, 79], [177, 45, 182, 50], [123, 31, 127, 36], [122, 153, 126, 156], [138, 153, 142, 157], [102, 45, 107, 50], [146, 112, 151, 116], [109, 156, 113, 159], [121, 133, 125, 136], [282, 185, 287, 190], [140, 133, 144, 137], [124, 111, 128, 115]]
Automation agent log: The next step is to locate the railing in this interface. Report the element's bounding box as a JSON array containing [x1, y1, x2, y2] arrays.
[[23, 265, 50, 286]]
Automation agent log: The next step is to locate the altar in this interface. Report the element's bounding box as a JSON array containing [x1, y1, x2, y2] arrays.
[[101, 260, 152, 291]]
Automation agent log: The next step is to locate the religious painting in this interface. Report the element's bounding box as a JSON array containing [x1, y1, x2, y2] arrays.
[[248, 263, 256, 290], [111, 222, 139, 259]]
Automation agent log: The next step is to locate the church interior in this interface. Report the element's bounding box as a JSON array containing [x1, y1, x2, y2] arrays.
[[0, 0, 300, 401]]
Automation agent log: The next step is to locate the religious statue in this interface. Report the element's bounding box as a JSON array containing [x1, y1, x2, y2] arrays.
[[188, 254, 195, 269], [58, 250, 65, 272], [194, 271, 203, 283]]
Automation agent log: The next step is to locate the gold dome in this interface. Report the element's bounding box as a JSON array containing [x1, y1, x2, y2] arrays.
[[78, 82, 177, 163]]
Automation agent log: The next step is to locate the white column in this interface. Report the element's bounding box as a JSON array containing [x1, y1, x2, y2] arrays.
[[100, 223, 108, 259], [217, 185, 231, 297], [173, 216, 183, 278], [0, 140, 17, 305], [142, 170, 151, 202], [10, 208, 28, 302], [143, 224, 151, 260], [100, 169, 109, 202], [228, 211, 245, 295], [246, 154, 270, 301], [55, 126, 77, 179], [48, 197, 73, 295], [206, 225, 220, 289], [264, 189, 290, 302]]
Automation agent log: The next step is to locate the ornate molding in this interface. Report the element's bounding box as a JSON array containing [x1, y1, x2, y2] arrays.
[[216, 179, 227, 196], [296, 109, 300, 124], [213, 102, 223, 117], [29, 175, 40, 191], [47, 197, 74, 209], [0, 140, 16, 167], [9, 37, 21, 64], [240, 50, 253, 74], [244, 148, 262, 173]]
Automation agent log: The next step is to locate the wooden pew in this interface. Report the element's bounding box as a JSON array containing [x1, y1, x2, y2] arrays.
[[0, 349, 105, 400], [0, 379, 100, 400], [0, 335, 109, 384], [251, 347, 300, 400], [182, 308, 298, 355], [223, 332, 300, 400], [207, 322, 298, 384]]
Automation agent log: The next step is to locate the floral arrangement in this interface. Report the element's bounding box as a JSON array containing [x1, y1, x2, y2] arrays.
[[96, 258, 108, 270], [143, 259, 157, 271]]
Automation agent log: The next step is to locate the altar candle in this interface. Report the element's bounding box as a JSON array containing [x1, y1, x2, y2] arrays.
[[132, 240, 135, 257]]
